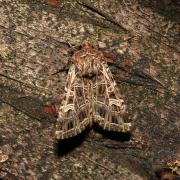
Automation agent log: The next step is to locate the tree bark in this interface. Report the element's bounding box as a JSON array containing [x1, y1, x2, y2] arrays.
[[0, 0, 179, 179]]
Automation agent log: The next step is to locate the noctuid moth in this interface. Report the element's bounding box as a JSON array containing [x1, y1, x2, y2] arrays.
[[55, 43, 131, 139]]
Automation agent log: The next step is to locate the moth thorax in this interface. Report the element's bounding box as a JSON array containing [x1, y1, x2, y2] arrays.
[[76, 61, 100, 78]]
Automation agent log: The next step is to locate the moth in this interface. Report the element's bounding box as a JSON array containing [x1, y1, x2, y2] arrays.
[[55, 43, 131, 139]]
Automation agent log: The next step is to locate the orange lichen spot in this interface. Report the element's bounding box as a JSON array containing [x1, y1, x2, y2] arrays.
[[43, 104, 57, 118]]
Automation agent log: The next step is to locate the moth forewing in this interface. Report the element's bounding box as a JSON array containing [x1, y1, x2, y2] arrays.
[[92, 61, 131, 132]]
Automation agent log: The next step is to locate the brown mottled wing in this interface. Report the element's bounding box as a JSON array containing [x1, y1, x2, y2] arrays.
[[93, 62, 131, 132], [55, 65, 90, 139]]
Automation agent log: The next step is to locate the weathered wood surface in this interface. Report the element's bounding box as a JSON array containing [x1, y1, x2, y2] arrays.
[[0, 0, 179, 179]]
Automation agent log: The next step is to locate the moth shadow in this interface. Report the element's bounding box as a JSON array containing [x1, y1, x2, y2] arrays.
[[54, 128, 90, 156], [93, 124, 131, 142]]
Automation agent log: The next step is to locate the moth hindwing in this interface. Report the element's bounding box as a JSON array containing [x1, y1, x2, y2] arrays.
[[55, 43, 131, 139]]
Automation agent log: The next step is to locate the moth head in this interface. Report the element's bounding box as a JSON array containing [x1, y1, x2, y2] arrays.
[[72, 42, 102, 63]]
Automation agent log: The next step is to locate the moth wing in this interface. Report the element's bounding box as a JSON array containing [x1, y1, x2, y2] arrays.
[[94, 62, 131, 132], [55, 65, 89, 139]]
